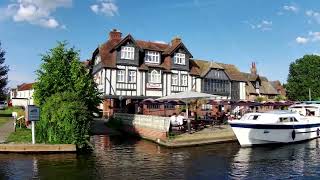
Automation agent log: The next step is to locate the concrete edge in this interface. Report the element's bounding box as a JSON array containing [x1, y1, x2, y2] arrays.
[[0, 144, 77, 153]]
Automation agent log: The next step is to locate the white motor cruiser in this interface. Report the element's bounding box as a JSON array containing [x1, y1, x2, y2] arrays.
[[229, 106, 320, 147]]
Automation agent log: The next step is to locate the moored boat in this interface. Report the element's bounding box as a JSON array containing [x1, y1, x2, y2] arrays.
[[229, 110, 320, 147]]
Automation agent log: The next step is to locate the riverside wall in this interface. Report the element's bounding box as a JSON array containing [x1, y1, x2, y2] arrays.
[[114, 113, 170, 141]]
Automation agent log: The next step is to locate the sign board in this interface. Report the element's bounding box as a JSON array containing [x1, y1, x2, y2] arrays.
[[146, 83, 162, 89], [26, 105, 40, 121]]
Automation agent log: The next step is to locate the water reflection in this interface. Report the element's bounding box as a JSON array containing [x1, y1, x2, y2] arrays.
[[229, 139, 320, 179], [1, 136, 320, 179]]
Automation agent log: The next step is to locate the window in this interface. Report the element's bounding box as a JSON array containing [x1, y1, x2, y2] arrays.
[[117, 70, 125, 82], [164, 104, 175, 109], [94, 55, 101, 65], [248, 115, 260, 120], [145, 51, 160, 64], [128, 71, 136, 83], [201, 104, 212, 110], [181, 75, 188, 86], [148, 69, 161, 83], [204, 79, 230, 94], [172, 74, 178, 85], [121, 46, 135, 60], [174, 53, 186, 65], [147, 104, 160, 109]]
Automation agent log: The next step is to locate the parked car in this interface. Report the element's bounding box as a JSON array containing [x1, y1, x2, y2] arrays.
[[0, 101, 7, 110]]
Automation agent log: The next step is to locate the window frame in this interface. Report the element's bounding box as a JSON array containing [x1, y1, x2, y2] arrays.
[[174, 53, 186, 65], [121, 46, 135, 60], [181, 74, 188, 87], [171, 74, 178, 86], [117, 70, 125, 82], [94, 55, 101, 65], [148, 69, 161, 84], [128, 70, 136, 83], [145, 51, 160, 64]]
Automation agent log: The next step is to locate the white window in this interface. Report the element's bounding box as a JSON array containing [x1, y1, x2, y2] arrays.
[[181, 75, 188, 86], [117, 70, 125, 82], [172, 74, 178, 85], [121, 46, 135, 60], [145, 51, 160, 64], [201, 104, 212, 110], [148, 69, 161, 83], [174, 53, 186, 65], [128, 71, 136, 83], [94, 55, 101, 65]]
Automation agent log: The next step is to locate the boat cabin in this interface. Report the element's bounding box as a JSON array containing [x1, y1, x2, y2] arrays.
[[289, 103, 320, 117], [239, 111, 301, 124]]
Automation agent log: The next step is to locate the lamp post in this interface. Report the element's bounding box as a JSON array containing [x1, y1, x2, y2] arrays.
[[119, 96, 123, 113]]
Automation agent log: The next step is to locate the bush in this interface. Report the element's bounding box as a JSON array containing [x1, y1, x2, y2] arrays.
[[36, 92, 91, 149]]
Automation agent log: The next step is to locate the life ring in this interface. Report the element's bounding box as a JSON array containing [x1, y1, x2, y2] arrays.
[[317, 128, 320, 136], [292, 130, 296, 140]]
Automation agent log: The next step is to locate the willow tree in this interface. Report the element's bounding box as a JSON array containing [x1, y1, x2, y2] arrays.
[[286, 55, 320, 101], [34, 42, 100, 149]]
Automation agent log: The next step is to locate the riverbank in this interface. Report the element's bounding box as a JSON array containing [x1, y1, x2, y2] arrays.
[[155, 125, 237, 148]]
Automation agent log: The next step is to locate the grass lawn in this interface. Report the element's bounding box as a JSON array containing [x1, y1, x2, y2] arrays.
[[6, 128, 32, 144]]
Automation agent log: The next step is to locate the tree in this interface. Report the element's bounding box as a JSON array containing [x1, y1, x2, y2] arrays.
[[286, 55, 320, 101], [34, 42, 101, 149], [0, 42, 9, 100], [33, 41, 101, 112]]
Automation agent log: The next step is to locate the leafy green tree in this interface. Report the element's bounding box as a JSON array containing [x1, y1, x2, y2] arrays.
[[0, 42, 9, 100], [37, 92, 90, 149], [34, 42, 100, 149], [286, 55, 320, 101], [33, 41, 100, 112]]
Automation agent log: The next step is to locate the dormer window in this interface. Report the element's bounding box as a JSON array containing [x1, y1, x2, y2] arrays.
[[145, 51, 160, 64], [174, 53, 185, 65], [255, 81, 260, 89], [121, 46, 135, 60], [94, 55, 101, 65]]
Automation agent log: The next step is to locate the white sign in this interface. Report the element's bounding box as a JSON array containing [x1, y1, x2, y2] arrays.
[[146, 83, 162, 89], [27, 105, 40, 121]]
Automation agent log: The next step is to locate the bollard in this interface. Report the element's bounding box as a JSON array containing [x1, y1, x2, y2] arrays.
[[187, 118, 191, 134]]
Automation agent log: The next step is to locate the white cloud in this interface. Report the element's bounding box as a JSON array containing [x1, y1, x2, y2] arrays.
[[153, 40, 167, 44], [305, 10, 320, 24], [296, 37, 308, 44], [0, 0, 71, 29], [90, 0, 119, 17], [295, 31, 320, 45], [247, 20, 272, 31], [283, 5, 298, 13]]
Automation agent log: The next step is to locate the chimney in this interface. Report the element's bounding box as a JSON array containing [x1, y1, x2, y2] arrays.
[[171, 36, 182, 46], [250, 62, 257, 75], [109, 29, 122, 41]]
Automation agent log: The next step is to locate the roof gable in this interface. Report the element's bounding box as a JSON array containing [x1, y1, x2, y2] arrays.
[[111, 34, 142, 52], [164, 42, 193, 57]]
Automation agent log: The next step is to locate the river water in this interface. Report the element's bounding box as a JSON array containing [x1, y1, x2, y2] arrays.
[[1, 135, 320, 180]]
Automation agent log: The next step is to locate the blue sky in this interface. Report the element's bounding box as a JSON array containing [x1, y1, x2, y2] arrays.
[[1, 0, 320, 88]]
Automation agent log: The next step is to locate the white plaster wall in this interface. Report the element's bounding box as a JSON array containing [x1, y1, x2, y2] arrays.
[[240, 82, 246, 100]]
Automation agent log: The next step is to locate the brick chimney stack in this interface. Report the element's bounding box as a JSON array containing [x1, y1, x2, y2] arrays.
[[171, 36, 182, 46], [250, 62, 257, 75], [109, 29, 122, 41]]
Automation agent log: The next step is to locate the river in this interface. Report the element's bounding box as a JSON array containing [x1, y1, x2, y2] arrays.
[[1, 135, 320, 179]]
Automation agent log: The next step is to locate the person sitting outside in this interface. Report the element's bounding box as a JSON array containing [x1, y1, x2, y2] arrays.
[[176, 112, 185, 126], [170, 113, 178, 126]]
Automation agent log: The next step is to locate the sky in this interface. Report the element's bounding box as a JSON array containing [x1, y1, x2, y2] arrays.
[[1, 0, 320, 88]]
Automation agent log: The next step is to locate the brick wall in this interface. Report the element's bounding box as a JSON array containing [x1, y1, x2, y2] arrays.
[[114, 113, 170, 140]]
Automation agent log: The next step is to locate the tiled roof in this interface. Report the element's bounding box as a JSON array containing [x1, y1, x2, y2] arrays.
[[17, 83, 34, 91], [193, 59, 223, 77], [242, 73, 279, 95], [189, 59, 201, 76], [99, 39, 121, 68], [136, 40, 169, 51], [216, 63, 247, 81]]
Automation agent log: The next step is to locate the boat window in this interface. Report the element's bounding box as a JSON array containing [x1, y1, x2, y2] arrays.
[[279, 117, 290, 122], [248, 115, 260, 120], [290, 117, 298, 122]]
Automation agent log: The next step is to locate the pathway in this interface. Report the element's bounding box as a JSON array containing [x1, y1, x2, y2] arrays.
[[0, 117, 14, 143]]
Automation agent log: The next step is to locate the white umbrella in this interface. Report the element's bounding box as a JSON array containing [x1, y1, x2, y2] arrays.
[[156, 91, 219, 119]]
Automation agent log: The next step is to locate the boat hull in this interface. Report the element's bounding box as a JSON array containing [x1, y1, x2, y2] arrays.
[[229, 122, 320, 147]]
